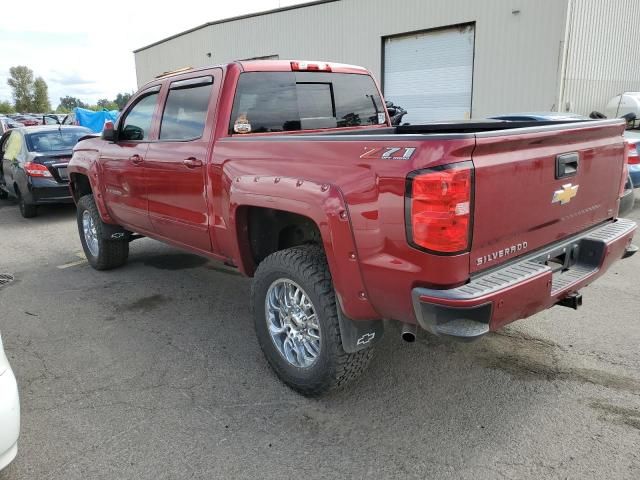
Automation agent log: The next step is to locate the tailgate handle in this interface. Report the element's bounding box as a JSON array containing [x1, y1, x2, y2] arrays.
[[556, 153, 579, 179]]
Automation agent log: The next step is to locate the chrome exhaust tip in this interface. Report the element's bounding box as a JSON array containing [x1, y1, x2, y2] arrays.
[[401, 323, 417, 343]]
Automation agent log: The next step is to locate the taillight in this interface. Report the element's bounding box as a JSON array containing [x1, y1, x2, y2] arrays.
[[627, 141, 639, 165], [24, 162, 52, 178], [406, 162, 473, 254], [290, 61, 332, 72]]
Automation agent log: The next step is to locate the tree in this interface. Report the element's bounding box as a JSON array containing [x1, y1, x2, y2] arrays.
[[7, 66, 34, 112], [32, 77, 51, 112], [114, 92, 132, 110], [57, 96, 88, 112], [97, 98, 118, 110], [0, 101, 14, 114]]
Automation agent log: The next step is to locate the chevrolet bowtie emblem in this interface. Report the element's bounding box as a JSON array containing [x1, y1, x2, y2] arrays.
[[552, 184, 579, 205]]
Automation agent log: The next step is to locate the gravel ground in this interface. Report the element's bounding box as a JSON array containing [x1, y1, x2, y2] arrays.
[[0, 195, 639, 480]]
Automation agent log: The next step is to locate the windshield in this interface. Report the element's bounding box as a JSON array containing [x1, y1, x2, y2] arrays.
[[25, 129, 90, 153]]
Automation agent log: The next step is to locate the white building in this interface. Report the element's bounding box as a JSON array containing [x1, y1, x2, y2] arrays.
[[134, 0, 640, 123]]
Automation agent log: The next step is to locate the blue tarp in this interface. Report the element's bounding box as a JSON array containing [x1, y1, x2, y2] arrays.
[[74, 107, 119, 133]]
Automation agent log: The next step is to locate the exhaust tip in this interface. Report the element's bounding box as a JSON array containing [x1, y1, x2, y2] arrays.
[[401, 323, 417, 343], [401, 331, 416, 343]]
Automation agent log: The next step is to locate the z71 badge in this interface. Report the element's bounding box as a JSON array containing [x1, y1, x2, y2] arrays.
[[360, 147, 417, 160]]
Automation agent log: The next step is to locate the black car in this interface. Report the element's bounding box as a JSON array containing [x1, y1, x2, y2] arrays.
[[0, 126, 92, 217]]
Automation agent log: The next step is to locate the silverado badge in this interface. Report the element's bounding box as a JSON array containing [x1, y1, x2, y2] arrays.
[[552, 184, 579, 205]]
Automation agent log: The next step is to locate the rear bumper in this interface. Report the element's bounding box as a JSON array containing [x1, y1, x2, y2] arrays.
[[25, 178, 72, 204], [412, 218, 637, 340]]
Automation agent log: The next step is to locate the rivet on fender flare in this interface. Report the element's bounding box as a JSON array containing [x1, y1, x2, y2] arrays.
[[339, 211, 348, 220], [321, 184, 329, 192], [358, 291, 367, 299]]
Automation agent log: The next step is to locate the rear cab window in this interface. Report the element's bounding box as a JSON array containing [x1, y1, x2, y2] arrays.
[[229, 71, 386, 134]]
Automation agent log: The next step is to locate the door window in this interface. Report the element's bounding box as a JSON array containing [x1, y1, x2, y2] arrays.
[[159, 77, 213, 141], [120, 92, 159, 141], [3, 131, 23, 160]]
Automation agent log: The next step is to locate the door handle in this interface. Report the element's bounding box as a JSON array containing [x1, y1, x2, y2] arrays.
[[130, 154, 144, 165], [183, 157, 203, 168], [556, 152, 579, 179]]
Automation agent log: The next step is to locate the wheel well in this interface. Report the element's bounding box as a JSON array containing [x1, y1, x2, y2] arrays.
[[70, 173, 92, 201], [239, 207, 323, 275]]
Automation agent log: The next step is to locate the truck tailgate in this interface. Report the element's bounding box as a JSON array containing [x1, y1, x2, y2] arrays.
[[470, 120, 626, 273]]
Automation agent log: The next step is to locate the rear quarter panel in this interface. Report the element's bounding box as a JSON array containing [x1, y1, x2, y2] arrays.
[[214, 135, 475, 322]]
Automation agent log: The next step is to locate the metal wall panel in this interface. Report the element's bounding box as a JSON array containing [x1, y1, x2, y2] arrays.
[[134, 0, 570, 118], [562, 0, 640, 116]]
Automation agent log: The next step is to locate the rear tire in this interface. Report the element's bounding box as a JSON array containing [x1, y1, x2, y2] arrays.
[[0, 188, 8, 200], [77, 194, 129, 270], [251, 245, 373, 396], [18, 192, 37, 218]]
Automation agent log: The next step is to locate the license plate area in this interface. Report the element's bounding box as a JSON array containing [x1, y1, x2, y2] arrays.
[[57, 167, 68, 180]]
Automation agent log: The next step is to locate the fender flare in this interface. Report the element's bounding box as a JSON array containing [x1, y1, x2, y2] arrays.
[[226, 173, 380, 322], [68, 149, 115, 224]]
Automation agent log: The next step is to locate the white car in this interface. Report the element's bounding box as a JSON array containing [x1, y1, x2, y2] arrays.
[[0, 332, 19, 471]]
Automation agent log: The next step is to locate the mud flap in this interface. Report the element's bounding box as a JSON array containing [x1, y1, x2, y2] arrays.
[[336, 300, 384, 353], [100, 223, 131, 241]]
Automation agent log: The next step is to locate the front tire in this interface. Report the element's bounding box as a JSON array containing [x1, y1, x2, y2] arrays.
[[77, 194, 129, 270], [251, 245, 373, 396]]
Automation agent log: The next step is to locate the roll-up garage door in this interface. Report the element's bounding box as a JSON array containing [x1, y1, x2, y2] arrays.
[[383, 25, 475, 124]]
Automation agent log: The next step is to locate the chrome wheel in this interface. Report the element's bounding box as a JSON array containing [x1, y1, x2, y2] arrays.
[[265, 279, 321, 368], [82, 210, 99, 257]]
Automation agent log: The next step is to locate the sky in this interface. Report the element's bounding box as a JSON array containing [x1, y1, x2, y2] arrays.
[[0, 0, 309, 109]]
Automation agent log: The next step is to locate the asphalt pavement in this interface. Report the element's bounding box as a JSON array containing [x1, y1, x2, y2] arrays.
[[0, 195, 639, 479]]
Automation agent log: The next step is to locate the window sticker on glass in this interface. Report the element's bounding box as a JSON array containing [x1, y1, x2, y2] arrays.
[[378, 113, 386, 124], [234, 114, 252, 134]]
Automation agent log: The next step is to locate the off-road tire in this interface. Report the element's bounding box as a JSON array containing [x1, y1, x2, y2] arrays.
[[251, 245, 374, 396], [77, 194, 129, 270], [18, 192, 37, 218]]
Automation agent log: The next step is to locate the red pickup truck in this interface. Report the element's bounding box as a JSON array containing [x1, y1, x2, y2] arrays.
[[68, 60, 637, 395]]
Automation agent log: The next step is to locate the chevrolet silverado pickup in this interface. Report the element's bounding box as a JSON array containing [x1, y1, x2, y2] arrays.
[[68, 60, 637, 396]]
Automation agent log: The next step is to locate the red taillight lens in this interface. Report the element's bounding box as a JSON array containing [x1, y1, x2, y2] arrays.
[[407, 163, 473, 253], [627, 141, 639, 165], [24, 162, 52, 178]]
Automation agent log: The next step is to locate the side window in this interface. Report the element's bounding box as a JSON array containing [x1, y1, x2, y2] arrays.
[[4, 131, 23, 161], [120, 92, 159, 141], [159, 76, 213, 141]]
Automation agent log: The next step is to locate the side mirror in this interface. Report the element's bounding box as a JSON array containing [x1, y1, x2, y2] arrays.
[[102, 121, 116, 141], [121, 125, 143, 141]]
